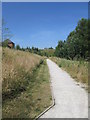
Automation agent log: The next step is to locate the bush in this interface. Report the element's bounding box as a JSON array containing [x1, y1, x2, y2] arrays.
[[59, 64, 62, 67], [40, 59, 44, 64]]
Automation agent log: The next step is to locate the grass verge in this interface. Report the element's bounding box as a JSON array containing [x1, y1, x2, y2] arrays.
[[50, 57, 88, 87]]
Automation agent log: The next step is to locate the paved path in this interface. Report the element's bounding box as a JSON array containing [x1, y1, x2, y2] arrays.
[[41, 59, 88, 118]]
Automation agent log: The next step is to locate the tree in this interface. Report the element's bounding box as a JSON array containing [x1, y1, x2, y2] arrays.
[[75, 18, 88, 59], [2, 39, 9, 47], [21, 47, 25, 51], [49, 47, 53, 49], [55, 18, 88, 60], [2, 19, 13, 42], [55, 40, 65, 58], [16, 45, 21, 50]]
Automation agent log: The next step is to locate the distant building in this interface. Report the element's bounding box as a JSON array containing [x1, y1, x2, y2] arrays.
[[7, 39, 15, 49]]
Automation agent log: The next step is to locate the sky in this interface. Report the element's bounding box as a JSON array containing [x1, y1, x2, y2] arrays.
[[2, 2, 88, 48], [2, 0, 89, 2]]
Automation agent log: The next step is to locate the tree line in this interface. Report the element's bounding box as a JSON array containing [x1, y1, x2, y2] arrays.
[[55, 18, 89, 60], [15, 45, 54, 57]]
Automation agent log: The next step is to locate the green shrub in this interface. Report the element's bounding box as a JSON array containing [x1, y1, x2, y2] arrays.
[[59, 64, 62, 67], [40, 59, 44, 64]]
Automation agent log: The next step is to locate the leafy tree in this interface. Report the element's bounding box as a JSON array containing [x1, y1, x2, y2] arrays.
[[49, 47, 53, 49], [55, 18, 88, 60], [21, 47, 25, 51], [2, 39, 9, 47], [55, 40, 65, 58], [75, 18, 88, 59], [16, 44, 21, 50]]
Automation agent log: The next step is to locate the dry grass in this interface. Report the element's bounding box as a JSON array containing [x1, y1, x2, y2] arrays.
[[2, 48, 52, 118], [3, 60, 52, 118], [0, 46, 2, 81], [0, 47, 2, 120], [2, 48, 42, 98], [50, 57, 88, 86]]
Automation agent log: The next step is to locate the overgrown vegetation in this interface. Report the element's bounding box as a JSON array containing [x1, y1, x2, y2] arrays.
[[2, 48, 52, 118], [50, 57, 88, 87]]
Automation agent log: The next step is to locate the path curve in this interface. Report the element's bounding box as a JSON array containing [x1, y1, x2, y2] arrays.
[[41, 59, 88, 118]]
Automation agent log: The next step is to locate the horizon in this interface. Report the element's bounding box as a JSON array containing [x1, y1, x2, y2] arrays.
[[2, 2, 88, 49]]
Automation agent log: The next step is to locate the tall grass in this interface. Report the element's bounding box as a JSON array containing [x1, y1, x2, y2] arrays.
[[0, 47, 2, 120], [2, 48, 42, 100], [0, 47, 2, 84], [2, 48, 52, 118], [50, 57, 88, 86]]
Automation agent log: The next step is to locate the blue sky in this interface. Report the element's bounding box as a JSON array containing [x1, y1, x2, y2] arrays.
[[2, 2, 88, 48]]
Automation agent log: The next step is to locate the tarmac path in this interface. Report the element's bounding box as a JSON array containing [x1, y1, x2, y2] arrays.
[[41, 59, 88, 118]]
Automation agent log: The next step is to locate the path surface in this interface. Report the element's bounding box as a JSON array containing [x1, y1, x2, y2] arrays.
[[41, 59, 88, 118]]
